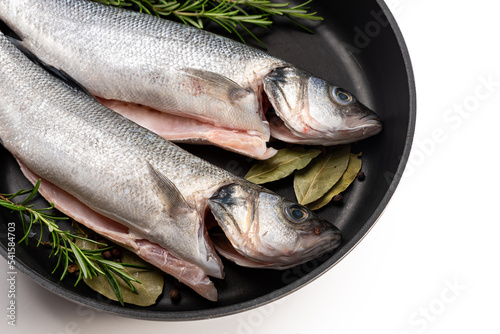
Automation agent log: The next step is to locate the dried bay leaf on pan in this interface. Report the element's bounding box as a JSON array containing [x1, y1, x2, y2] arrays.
[[294, 145, 351, 205], [75, 231, 164, 307], [84, 247, 164, 306], [308, 152, 363, 210], [244, 147, 321, 184]]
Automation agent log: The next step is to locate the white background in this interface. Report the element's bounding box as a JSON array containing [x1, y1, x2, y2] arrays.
[[2, 0, 500, 333]]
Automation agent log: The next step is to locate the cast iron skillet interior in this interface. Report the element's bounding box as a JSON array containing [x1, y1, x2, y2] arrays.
[[0, 0, 415, 320]]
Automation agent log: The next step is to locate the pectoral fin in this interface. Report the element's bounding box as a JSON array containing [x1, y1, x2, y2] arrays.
[[180, 68, 252, 103], [147, 163, 194, 216], [147, 163, 225, 279]]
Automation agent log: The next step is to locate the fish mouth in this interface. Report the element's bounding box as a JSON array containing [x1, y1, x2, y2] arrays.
[[295, 223, 342, 261], [263, 66, 383, 146], [206, 183, 343, 269], [345, 112, 382, 129], [343, 113, 382, 138], [268, 110, 382, 145], [208, 223, 342, 269]]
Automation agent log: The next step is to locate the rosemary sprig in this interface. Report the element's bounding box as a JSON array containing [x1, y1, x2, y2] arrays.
[[0, 180, 149, 306], [92, 0, 323, 47]]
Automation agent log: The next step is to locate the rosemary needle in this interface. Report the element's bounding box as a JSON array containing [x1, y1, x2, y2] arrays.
[[92, 0, 323, 47], [0, 180, 149, 306]]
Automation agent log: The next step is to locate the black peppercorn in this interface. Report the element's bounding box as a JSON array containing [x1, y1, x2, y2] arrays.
[[169, 289, 181, 304]]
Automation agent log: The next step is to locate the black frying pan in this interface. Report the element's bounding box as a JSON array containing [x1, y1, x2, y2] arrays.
[[0, 0, 415, 320]]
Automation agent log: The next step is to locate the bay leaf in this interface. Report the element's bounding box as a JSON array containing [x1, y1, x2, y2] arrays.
[[244, 147, 321, 184], [293, 145, 351, 205], [308, 152, 363, 210], [75, 235, 164, 307]]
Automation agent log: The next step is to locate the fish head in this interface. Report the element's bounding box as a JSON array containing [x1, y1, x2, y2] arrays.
[[263, 66, 382, 145], [207, 182, 341, 269]]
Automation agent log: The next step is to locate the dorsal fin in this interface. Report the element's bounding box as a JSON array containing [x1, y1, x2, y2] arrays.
[[5, 35, 94, 97], [0, 19, 21, 41], [42, 63, 94, 97]]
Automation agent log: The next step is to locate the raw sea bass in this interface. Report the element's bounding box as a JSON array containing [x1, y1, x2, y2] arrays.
[[0, 32, 342, 301], [0, 0, 382, 160]]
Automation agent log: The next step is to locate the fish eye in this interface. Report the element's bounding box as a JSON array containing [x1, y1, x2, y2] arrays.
[[332, 87, 354, 105], [285, 204, 309, 223]]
